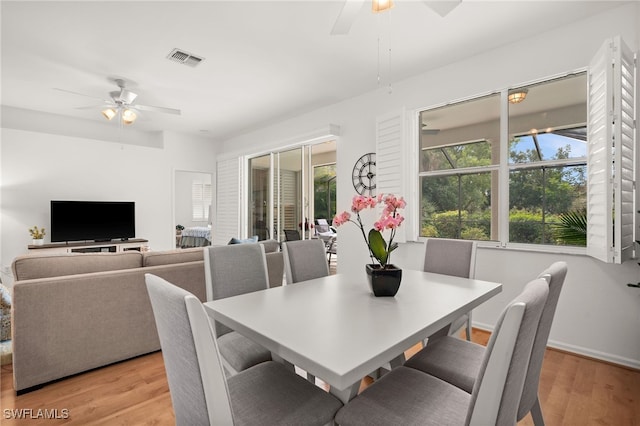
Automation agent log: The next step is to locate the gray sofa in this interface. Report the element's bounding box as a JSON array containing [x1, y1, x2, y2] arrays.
[[10, 240, 284, 393]]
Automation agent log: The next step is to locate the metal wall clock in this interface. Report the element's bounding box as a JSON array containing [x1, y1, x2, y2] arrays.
[[352, 152, 376, 196]]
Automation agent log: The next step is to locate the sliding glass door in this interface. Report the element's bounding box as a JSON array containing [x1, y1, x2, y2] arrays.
[[248, 141, 335, 243]]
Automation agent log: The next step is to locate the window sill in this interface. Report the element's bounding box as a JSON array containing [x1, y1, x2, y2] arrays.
[[476, 241, 587, 256]]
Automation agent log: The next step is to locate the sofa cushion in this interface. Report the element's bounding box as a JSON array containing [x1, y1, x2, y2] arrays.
[[143, 247, 204, 267], [11, 252, 143, 281]]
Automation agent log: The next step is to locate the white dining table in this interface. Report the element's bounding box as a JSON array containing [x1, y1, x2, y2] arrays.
[[203, 269, 502, 403]]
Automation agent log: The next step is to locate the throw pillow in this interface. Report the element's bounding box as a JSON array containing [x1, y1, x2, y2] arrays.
[[228, 236, 259, 245]]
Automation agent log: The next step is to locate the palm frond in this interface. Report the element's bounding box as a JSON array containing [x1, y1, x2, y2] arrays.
[[552, 209, 587, 246]]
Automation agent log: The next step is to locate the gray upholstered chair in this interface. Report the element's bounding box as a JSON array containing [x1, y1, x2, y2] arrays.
[[423, 238, 477, 341], [282, 239, 330, 284], [335, 277, 549, 426], [145, 274, 342, 426], [404, 261, 567, 426], [203, 244, 272, 374]]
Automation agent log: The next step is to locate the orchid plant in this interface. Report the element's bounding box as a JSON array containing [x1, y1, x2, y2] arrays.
[[333, 193, 406, 269]]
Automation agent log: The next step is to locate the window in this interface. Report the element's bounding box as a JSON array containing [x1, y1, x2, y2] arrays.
[[418, 74, 589, 247], [419, 94, 500, 241], [192, 181, 212, 222], [414, 36, 636, 264], [313, 163, 336, 222]]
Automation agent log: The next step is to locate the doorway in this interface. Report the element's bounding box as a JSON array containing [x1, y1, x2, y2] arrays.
[[247, 140, 336, 246]]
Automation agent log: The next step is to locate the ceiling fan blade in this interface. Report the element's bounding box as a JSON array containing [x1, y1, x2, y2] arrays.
[[75, 104, 113, 110], [422, 0, 461, 17], [54, 87, 110, 103], [331, 0, 366, 35], [135, 104, 181, 115]]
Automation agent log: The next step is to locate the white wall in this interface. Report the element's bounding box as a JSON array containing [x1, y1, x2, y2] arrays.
[[0, 126, 217, 285], [218, 4, 640, 368]]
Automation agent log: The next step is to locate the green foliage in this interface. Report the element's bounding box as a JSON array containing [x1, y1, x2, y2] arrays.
[[421, 136, 587, 246], [29, 226, 45, 239], [509, 210, 544, 244], [552, 209, 587, 246], [368, 229, 388, 265], [421, 224, 439, 237], [461, 227, 488, 240], [314, 164, 337, 221]]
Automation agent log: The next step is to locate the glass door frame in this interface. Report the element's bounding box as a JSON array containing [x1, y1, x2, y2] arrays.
[[244, 137, 335, 243]]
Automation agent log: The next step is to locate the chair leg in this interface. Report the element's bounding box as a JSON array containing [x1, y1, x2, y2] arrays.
[[465, 319, 472, 341], [531, 396, 545, 426]]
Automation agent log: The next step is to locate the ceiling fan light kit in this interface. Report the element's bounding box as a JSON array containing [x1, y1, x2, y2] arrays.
[[101, 108, 117, 121], [121, 109, 137, 125], [508, 88, 529, 104]]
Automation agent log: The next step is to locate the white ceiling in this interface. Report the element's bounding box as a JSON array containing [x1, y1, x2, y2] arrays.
[[0, 1, 627, 141]]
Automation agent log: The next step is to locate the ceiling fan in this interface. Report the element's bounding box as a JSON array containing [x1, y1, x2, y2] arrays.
[[331, 0, 461, 35], [55, 78, 181, 125]]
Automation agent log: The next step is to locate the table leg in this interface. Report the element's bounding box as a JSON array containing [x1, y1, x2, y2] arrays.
[[330, 383, 360, 404]]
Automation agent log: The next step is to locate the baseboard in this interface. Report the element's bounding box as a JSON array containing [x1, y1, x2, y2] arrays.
[[472, 322, 640, 371]]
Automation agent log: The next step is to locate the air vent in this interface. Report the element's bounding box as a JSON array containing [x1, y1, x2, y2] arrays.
[[166, 48, 204, 67]]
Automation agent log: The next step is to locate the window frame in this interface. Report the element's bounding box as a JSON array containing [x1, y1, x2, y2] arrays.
[[414, 71, 591, 254]]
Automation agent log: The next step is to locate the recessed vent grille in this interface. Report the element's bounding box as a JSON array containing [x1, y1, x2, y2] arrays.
[[166, 48, 204, 67]]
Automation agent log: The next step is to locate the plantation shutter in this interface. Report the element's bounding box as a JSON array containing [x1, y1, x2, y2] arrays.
[[587, 36, 636, 264], [214, 157, 242, 245], [376, 110, 408, 243], [191, 182, 211, 221]]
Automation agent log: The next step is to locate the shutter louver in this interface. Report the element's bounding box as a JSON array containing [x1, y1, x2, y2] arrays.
[[587, 36, 636, 264], [376, 111, 407, 243], [214, 157, 241, 245], [613, 37, 635, 263], [192, 183, 204, 221]]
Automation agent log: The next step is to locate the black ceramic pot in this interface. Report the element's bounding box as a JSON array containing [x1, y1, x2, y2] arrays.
[[365, 264, 402, 297]]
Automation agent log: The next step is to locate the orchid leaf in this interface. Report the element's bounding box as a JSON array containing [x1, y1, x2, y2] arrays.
[[368, 229, 388, 265]]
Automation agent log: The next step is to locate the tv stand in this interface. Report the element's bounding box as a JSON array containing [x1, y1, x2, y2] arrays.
[[28, 239, 149, 254]]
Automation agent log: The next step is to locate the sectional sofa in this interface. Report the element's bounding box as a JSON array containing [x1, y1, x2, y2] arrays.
[[10, 240, 284, 393]]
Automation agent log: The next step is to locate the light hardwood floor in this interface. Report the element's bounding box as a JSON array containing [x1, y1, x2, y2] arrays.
[[1, 330, 638, 425]]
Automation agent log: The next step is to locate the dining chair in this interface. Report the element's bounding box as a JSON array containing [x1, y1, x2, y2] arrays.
[[282, 238, 331, 383], [284, 229, 301, 241], [145, 274, 343, 426], [203, 244, 272, 374], [282, 239, 330, 284], [423, 238, 477, 341], [326, 236, 337, 265], [335, 276, 549, 426], [404, 261, 567, 426]]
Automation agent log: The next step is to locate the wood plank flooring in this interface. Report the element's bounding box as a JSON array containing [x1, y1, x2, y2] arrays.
[[1, 330, 638, 425]]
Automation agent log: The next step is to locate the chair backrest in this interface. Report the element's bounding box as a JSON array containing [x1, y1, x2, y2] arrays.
[[423, 238, 477, 278], [145, 273, 233, 426], [203, 243, 269, 336], [517, 261, 568, 420], [466, 277, 548, 426], [284, 229, 301, 241], [282, 239, 330, 284], [327, 236, 337, 255]]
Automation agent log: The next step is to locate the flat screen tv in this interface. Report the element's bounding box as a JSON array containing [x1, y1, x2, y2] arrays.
[[51, 201, 135, 243]]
